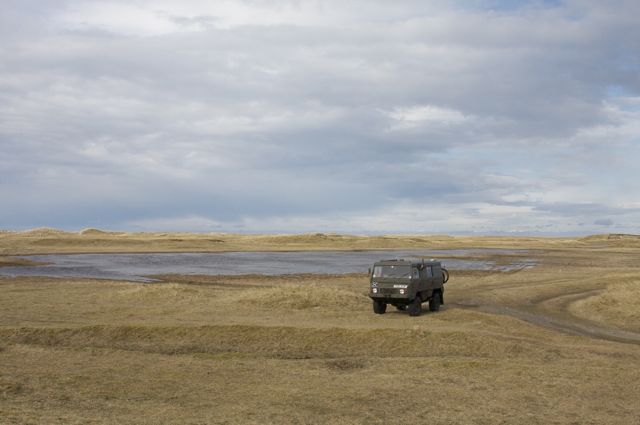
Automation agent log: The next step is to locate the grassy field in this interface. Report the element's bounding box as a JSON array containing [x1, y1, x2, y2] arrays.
[[1, 231, 640, 424], [2, 227, 630, 255]]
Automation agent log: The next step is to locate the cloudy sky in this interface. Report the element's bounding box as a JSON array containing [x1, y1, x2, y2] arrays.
[[1, 0, 639, 234]]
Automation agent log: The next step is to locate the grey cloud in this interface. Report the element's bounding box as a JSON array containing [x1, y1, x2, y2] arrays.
[[1, 1, 640, 233], [533, 202, 640, 217], [594, 218, 614, 226]]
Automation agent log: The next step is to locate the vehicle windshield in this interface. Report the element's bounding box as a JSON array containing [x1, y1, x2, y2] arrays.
[[373, 265, 411, 278]]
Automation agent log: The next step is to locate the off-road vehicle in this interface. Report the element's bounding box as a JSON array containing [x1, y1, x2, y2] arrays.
[[368, 259, 449, 316]]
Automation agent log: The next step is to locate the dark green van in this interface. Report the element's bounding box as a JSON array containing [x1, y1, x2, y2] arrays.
[[369, 259, 449, 316]]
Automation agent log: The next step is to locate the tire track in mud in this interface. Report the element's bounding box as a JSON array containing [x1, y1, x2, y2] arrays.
[[451, 288, 640, 345]]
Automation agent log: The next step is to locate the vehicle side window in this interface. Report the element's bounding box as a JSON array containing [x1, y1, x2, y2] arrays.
[[412, 267, 419, 279], [426, 266, 433, 278]]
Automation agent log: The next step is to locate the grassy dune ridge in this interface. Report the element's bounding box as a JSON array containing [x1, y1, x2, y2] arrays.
[[3, 227, 640, 256], [1, 230, 640, 423], [0, 324, 543, 360], [569, 274, 640, 331]]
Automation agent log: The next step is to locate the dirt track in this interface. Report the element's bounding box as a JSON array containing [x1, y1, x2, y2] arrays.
[[453, 290, 640, 345]]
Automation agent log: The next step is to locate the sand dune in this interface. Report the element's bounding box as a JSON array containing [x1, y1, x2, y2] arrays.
[[2, 228, 640, 256]]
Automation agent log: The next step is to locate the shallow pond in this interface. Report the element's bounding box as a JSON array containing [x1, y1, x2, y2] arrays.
[[0, 249, 535, 282]]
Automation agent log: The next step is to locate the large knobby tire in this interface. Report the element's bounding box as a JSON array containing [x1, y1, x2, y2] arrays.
[[373, 300, 387, 314], [408, 295, 422, 317], [429, 291, 441, 312]]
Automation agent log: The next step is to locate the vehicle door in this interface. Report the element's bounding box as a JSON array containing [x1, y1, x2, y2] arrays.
[[418, 265, 432, 291]]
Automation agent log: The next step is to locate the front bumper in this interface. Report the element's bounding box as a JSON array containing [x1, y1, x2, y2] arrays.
[[369, 288, 411, 302]]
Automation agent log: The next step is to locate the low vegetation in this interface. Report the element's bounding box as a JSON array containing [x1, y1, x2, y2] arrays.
[[569, 275, 640, 332], [1, 232, 640, 423], [3, 227, 640, 255]]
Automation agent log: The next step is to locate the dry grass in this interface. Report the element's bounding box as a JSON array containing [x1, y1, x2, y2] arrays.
[[569, 275, 640, 332], [3, 227, 639, 256], [0, 257, 46, 268], [2, 235, 640, 423], [5, 342, 637, 425], [233, 284, 367, 310]]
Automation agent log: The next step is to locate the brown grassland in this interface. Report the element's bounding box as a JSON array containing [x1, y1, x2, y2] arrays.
[[1, 230, 640, 424]]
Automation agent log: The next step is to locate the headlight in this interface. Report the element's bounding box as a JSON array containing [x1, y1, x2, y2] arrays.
[[372, 288, 378, 293], [399, 289, 405, 294]]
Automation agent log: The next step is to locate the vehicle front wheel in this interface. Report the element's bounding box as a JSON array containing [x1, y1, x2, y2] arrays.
[[373, 300, 387, 314], [429, 291, 441, 312], [408, 295, 422, 317]]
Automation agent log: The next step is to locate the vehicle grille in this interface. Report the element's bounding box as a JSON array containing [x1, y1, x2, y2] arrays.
[[377, 288, 395, 295]]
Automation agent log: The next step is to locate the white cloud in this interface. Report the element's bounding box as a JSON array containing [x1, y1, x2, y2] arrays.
[[128, 215, 223, 231], [388, 105, 470, 130], [54, 3, 180, 36]]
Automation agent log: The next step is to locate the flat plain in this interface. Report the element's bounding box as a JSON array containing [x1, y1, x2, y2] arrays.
[[1, 230, 640, 424]]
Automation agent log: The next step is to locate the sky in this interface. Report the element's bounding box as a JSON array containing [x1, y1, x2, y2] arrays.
[[1, 0, 639, 235]]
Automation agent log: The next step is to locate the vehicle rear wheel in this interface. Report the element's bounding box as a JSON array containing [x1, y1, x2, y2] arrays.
[[408, 295, 422, 317], [429, 291, 441, 312], [373, 300, 387, 314]]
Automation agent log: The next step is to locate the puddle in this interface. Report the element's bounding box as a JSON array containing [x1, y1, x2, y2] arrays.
[[0, 249, 535, 282]]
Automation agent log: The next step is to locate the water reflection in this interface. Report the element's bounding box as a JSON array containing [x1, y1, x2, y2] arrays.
[[0, 249, 535, 282]]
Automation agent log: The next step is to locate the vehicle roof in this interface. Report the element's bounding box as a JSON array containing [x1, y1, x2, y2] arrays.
[[374, 259, 441, 266]]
